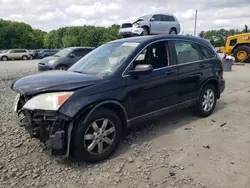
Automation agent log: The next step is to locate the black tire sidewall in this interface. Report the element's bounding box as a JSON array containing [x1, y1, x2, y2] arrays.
[[72, 108, 122, 163], [142, 27, 149, 35], [169, 28, 177, 35], [22, 56, 28, 60], [196, 84, 217, 117], [57, 66, 67, 70]]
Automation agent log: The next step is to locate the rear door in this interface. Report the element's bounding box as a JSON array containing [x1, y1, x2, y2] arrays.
[[161, 15, 177, 34], [170, 40, 209, 103]]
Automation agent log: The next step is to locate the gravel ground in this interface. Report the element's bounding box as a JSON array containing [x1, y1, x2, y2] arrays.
[[1, 61, 250, 188]]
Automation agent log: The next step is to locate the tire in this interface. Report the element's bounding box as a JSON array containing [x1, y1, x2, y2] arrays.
[[56, 65, 67, 70], [22, 55, 28, 60], [195, 84, 217, 117], [72, 108, 122, 163], [233, 46, 250, 62], [142, 27, 149, 36], [169, 28, 177, 35], [1, 56, 8, 61]]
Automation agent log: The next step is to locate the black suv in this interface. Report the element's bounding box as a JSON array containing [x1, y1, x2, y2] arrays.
[[11, 35, 225, 162], [38, 47, 95, 71]]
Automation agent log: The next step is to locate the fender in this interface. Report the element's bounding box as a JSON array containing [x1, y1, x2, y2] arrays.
[[198, 77, 220, 98], [65, 100, 128, 156]]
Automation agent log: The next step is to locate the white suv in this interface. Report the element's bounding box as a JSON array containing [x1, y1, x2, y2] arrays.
[[118, 14, 181, 38]]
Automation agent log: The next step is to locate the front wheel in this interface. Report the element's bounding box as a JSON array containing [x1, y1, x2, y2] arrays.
[[195, 84, 217, 117], [72, 108, 122, 163], [1, 56, 8, 61], [169, 28, 177, 35], [22, 55, 28, 60], [233, 46, 250, 63], [56, 65, 67, 70], [142, 27, 149, 36]]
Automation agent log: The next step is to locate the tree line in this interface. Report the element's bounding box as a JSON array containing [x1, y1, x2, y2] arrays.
[[0, 19, 248, 50]]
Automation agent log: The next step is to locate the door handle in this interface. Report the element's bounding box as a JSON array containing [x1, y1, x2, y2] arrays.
[[165, 70, 176, 75], [199, 64, 205, 68]]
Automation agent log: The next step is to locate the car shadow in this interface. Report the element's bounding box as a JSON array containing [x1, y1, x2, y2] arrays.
[[60, 100, 227, 167]]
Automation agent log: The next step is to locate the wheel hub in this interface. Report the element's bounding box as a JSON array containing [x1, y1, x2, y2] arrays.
[[237, 51, 247, 60], [84, 118, 116, 155], [202, 89, 214, 112]]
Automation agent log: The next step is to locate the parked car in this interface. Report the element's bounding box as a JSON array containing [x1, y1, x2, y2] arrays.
[[118, 14, 181, 38], [11, 35, 225, 162], [38, 49, 59, 59], [38, 47, 95, 71], [0, 49, 32, 61], [30, 49, 43, 59]]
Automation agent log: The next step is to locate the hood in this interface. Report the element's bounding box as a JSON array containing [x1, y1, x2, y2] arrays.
[[11, 70, 102, 96]]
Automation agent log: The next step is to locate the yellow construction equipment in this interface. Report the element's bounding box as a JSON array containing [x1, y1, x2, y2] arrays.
[[220, 33, 250, 63]]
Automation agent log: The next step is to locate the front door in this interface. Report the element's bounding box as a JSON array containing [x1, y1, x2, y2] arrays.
[[150, 14, 162, 34], [125, 41, 179, 119]]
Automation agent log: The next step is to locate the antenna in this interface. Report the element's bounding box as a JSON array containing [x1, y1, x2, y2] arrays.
[[194, 10, 198, 36]]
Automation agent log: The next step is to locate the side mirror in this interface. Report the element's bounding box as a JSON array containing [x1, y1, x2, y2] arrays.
[[69, 53, 75, 58], [150, 17, 155, 21], [128, 64, 153, 76]]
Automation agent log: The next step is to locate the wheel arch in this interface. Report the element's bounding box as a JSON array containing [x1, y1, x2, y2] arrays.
[[66, 100, 128, 156], [232, 43, 250, 53], [199, 78, 220, 99]]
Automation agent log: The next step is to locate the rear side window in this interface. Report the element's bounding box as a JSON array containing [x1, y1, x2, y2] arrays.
[[74, 50, 88, 56], [173, 41, 201, 64], [161, 15, 175, 22], [201, 46, 216, 59]]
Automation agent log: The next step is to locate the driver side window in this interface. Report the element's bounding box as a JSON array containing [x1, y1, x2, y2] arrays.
[[133, 41, 169, 70]]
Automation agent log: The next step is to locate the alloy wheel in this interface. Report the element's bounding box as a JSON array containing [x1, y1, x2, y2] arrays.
[[202, 89, 215, 112], [83, 118, 116, 155]]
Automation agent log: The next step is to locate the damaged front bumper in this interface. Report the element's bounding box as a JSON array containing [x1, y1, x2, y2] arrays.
[[16, 107, 71, 156], [118, 27, 144, 37]]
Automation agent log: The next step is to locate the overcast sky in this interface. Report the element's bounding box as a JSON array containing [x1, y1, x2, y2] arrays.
[[1, 0, 250, 35]]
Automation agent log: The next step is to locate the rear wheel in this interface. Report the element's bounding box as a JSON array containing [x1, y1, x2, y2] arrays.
[[233, 46, 250, 62], [169, 28, 177, 35], [72, 108, 122, 162], [1, 56, 8, 61], [195, 84, 217, 117]]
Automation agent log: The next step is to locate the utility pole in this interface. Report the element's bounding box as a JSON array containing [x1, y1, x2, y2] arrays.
[[194, 10, 198, 36]]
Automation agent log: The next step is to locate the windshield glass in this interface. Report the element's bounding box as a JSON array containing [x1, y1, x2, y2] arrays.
[[138, 15, 152, 20], [54, 48, 72, 57], [68, 42, 139, 77]]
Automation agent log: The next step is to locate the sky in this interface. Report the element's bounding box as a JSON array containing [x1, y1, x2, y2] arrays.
[[0, 0, 250, 35]]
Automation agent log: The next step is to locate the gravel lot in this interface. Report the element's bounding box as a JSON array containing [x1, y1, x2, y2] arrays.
[[1, 60, 250, 188]]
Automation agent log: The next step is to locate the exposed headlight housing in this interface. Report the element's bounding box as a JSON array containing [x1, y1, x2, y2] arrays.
[[23, 92, 73, 111], [48, 59, 58, 64]]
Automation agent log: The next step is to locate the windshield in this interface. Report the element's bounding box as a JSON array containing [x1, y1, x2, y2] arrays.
[[138, 15, 152, 20], [68, 42, 139, 77], [54, 48, 72, 57]]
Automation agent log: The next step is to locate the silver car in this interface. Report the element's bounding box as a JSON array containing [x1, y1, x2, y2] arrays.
[[0, 49, 32, 61], [118, 14, 181, 37]]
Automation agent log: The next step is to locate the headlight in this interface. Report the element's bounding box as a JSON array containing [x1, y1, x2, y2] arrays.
[[48, 60, 58, 64], [23, 92, 74, 111]]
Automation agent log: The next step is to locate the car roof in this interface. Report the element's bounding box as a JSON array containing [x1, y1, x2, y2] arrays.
[[109, 35, 212, 48], [66, 46, 95, 50]]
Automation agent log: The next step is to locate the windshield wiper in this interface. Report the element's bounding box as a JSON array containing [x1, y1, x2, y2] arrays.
[[72, 70, 88, 75]]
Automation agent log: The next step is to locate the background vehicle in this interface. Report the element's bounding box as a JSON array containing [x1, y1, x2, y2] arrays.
[[118, 14, 181, 38], [30, 49, 43, 59], [220, 33, 250, 62], [38, 46, 95, 71], [12, 35, 225, 163], [0, 49, 32, 61], [38, 49, 59, 59]]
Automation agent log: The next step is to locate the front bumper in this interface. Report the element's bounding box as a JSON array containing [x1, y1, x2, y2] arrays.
[[38, 63, 54, 71], [220, 78, 225, 94], [16, 108, 70, 156], [118, 27, 144, 37]]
